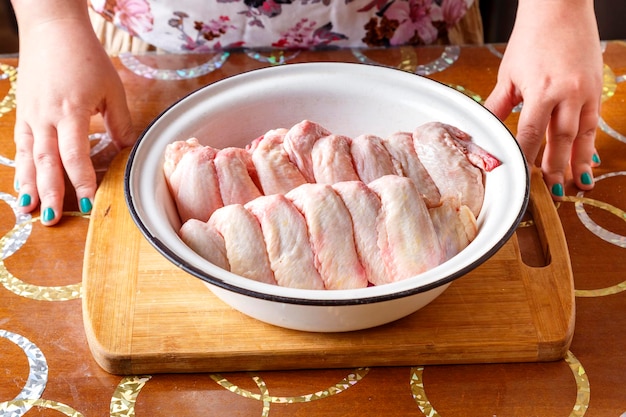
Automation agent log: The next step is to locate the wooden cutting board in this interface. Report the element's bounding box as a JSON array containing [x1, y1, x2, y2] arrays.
[[82, 148, 574, 375]]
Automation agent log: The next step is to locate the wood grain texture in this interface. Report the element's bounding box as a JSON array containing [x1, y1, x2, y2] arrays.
[[82, 148, 574, 375]]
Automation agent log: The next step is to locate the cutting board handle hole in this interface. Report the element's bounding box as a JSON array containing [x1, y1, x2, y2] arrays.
[[517, 209, 549, 268]]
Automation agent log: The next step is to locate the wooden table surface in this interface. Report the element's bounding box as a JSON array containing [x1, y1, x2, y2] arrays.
[[1, 42, 625, 416]]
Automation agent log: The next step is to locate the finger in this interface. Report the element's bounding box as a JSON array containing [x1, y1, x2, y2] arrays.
[[591, 148, 601, 168], [515, 95, 553, 169], [541, 102, 583, 199], [103, 83, 136, 149], [31, 126, 65, 226], [569, 103, 600, 191], [484, 81, 519, 122], [13, 122, 40, 213], [57, 115, 97, 214]]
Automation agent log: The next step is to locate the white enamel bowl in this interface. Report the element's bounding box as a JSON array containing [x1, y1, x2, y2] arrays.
[[125, 62, 529, 332]]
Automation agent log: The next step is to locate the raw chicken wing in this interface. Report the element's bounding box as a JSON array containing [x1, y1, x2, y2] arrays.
[[429, 198, 478, 261], [311, 134, 360, 184], [208, 204, 276, 285], [251, 128, 307, 195], [245, 195, 325, 290], [163, 138, 203, 180], [383, 132, 441, 208], [413, 122, 485, 217], [214, 147, 262, 205], [283, 120, 332, 183], [286, 183, 368, 290], [179, 218, 230, 271], [351, 134, 400, 184], [432, 123, 502, 172], [369, 175, 445, 281], [332, 181, 388, 286], [166, 145, 223, 223]]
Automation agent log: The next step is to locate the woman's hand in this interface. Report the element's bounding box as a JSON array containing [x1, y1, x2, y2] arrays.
[[484, 0, 603, 199]]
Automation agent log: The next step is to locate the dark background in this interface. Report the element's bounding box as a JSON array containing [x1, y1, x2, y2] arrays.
[[0, 0, 17, 54], [480, 0, 626, 44], [1, 0, 626, 53]]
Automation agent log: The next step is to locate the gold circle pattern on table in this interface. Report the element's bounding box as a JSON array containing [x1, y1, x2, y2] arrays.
[[445, 84, 482, 103], [110, 372, 370, 417], [409, 351, 589, 417], [0, 330, 48, 417], [602, 64, 617, 102], [0, 399, 83, 417], [0, 63, 17, 118], [353, 45, 419, 73], [210, 368, 369, 405], [110, 376, 152, 417], [103, 352, 592, 417], [0, 211, 84, 301], [598, 71, 626, 144]]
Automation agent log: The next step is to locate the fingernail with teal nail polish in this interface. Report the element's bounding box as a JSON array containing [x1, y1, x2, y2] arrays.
[[581, 172, 593, 186], [79, 197, 93, 214], [18, 193, 31, 207], [42, 207, 55, 223], [551, 183, 564, 197], [14, 180, 19, 191], [592, 153, 601, 164]]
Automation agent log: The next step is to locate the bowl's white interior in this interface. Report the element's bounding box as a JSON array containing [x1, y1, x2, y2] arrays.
[[126, 62, 529, 303]]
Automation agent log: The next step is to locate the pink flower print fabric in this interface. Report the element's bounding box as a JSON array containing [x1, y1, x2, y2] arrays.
[[89, 0, 474, 53], [91, 0, 154, 36]]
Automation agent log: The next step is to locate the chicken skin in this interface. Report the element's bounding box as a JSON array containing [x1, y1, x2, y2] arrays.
[[168, 120, 497, 289], [286, 183, 368, 290]]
